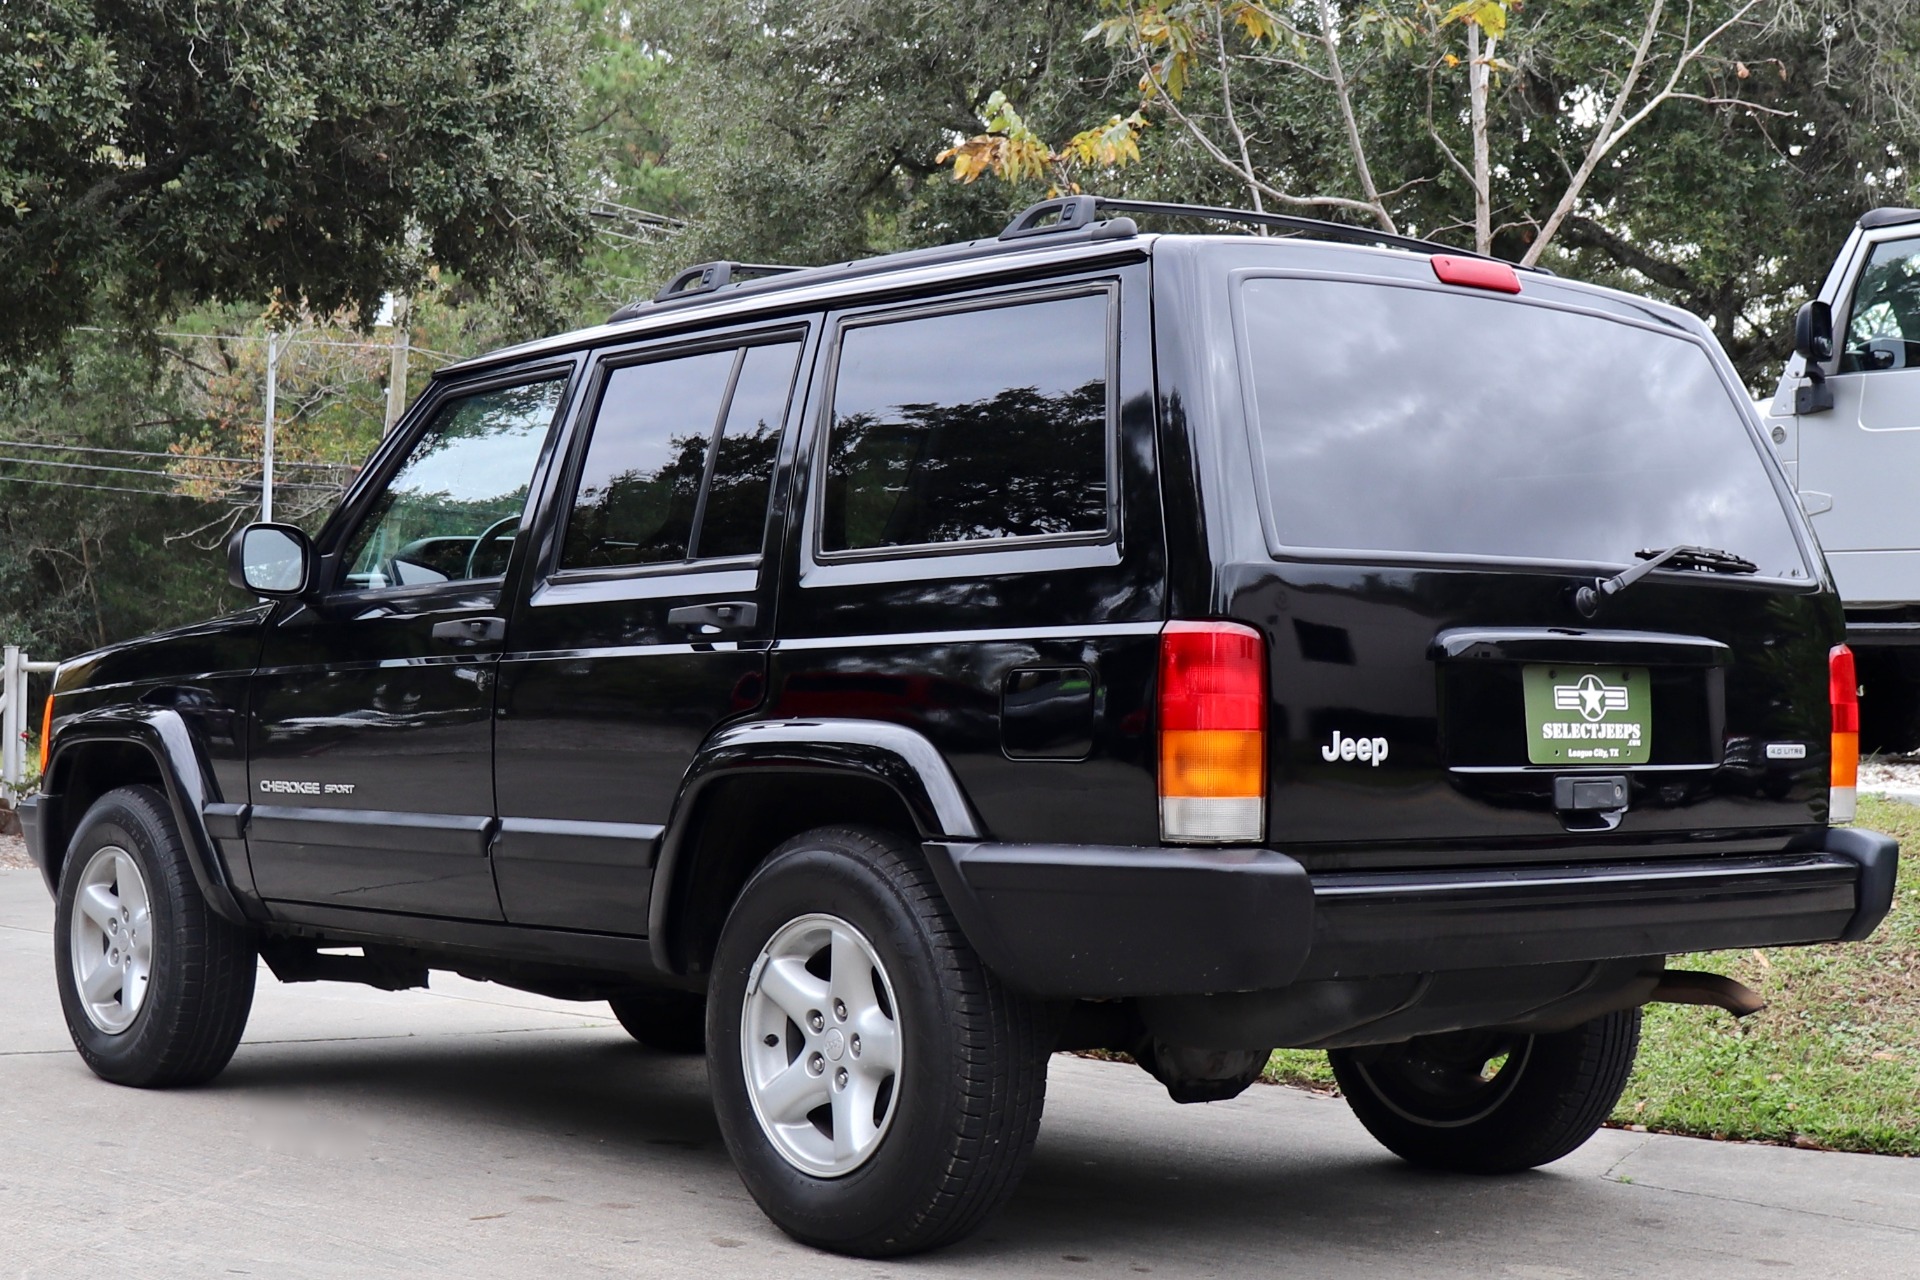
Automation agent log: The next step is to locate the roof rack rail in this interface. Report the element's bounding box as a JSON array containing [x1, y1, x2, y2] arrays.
[[999, 195, 1540, 270], [654, 260, 803, 302]]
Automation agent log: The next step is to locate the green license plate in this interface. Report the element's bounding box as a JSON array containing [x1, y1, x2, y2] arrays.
[[1521, 665, 1651, 765]]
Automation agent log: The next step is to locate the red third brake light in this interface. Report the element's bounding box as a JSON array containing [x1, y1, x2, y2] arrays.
[[1158, 621, 1267, 844], [1431, 254, 1522, 295], [1830, 644, 1859, 824]]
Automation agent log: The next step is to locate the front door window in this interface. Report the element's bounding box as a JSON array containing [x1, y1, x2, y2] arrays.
[[1842, 237, 1920, 373], [340, 379, 566, 590]]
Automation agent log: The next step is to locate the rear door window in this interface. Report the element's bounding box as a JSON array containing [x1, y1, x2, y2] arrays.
[[561, 339, 802, 570], [1236, 277, 1808, 577], [820, 289, 1113, 555]]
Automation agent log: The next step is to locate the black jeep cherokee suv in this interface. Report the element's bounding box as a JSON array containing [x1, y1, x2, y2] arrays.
[[21, 196, 1900, 1257]]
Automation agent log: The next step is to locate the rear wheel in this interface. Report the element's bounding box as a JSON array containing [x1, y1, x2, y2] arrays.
[[53, 786, 257, 1087], [608, 989, 706, 1054], [706, 825, 1049, 1257], [1328, 1009, 1641, 1173]]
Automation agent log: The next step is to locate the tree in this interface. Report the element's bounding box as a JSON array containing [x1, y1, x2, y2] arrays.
[[926, 0, 1920, 384], [0, 0, 593, 367], [626, 0, 1136, 267]]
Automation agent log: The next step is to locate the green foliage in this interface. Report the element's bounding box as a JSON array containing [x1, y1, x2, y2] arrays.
[[904, 0, 1920, 387], [0, 0, 593, 368], [0, 331, 242, 655], [626, 0, 1134, 267]]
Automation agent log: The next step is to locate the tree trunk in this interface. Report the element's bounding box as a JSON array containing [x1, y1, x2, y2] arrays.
[[1470, 24, 1492, 256]]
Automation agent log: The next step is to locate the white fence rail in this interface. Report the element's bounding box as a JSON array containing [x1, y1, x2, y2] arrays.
[[1, 646, 59, 802]]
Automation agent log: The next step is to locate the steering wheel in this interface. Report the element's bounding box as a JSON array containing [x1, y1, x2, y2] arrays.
[[465, 515, 522, 580]]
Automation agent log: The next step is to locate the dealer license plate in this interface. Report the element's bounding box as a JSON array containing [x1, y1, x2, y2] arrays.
[[1521, 665, 1651, 765]]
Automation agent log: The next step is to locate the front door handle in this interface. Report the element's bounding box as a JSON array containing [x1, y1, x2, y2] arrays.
[[431, 616, 506, 646], [666, 600, 758, 632]]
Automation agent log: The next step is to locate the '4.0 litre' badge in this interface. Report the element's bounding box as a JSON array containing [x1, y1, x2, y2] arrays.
[[1521, 665, 1651, 765]]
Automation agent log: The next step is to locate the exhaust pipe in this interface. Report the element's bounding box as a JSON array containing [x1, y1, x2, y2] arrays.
[[1648, 970, 1766, 1018]]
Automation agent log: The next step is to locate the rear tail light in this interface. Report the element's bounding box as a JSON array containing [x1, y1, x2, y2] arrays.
[[1830, 644, 1858, 824], [37, 693, 53, 780], [1158, 621, 1266, 843]]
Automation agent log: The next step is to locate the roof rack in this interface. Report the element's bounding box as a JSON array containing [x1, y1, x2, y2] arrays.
[[999, 195, 1542, 271], [600, 193, 1528, 328], [654, 260, 803, 301], [607, 259, 809, 323]]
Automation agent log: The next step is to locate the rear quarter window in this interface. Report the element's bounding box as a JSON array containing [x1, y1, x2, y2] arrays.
[[1235, 275, 1808, 577], [819, 288, 1114, 555]]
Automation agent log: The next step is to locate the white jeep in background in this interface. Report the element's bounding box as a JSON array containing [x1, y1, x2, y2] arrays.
[[1766, 207, 1920, 749]]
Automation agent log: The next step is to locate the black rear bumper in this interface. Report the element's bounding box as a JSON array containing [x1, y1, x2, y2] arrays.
[[924, 827, 1899, 999]]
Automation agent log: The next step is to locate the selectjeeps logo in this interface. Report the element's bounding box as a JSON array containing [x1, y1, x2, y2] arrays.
[[1554, 673, 1629, 723], [1521, 665, 1652, 765]]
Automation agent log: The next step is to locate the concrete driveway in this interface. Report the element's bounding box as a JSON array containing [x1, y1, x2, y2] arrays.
[[2, 866, 1916, 1278]]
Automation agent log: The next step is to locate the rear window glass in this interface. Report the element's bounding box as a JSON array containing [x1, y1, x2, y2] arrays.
[[1238, 277, 1807, 576]]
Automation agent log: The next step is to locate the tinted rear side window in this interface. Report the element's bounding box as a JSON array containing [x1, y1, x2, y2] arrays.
[[1238, 278, 1807, 576], [563, 341, 800, 570], [821, 291, 1112, 554]]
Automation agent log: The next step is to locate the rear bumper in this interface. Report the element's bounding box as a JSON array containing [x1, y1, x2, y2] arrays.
[[924, 826, 1899, 999]]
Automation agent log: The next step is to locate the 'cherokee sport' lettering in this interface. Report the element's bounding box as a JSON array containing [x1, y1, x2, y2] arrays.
[[258, 779, 355, 796]]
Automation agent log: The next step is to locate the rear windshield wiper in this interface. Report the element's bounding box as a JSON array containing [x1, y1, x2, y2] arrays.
[[1575, 544, 1759, 617]]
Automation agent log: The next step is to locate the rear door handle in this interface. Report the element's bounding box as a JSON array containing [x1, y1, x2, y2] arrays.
[[666, 601, 758, 632], [431, 616, 506, 646]]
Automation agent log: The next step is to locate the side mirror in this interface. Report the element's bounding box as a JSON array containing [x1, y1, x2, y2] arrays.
[[1793, 299, 1834, 363], [1792, 299, 1836, 415], [227, 523, 314, 598]]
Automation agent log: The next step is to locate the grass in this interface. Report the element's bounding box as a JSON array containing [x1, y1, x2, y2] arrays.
[[1260, 793, 1920, 1155]]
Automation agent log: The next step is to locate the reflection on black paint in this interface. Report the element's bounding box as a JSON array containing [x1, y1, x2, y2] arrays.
[[1240, 278, 1806, 575], [824, 293, 1110, 552]]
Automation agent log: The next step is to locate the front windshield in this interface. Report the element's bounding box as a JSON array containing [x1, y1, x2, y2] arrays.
[[1237, 276, 1808, 577]]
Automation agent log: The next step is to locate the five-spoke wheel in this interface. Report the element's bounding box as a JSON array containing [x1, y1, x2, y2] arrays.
[[67, 844, 155, 1035], [741, 912, 902, 1176], [706, 825, 1049, 1257], [53, 786, 257, 1087]]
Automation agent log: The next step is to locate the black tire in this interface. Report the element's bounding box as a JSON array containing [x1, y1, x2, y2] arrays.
[[706, 825, 1049, 1257], [1328, 1009, 1641, 1174], [608, 989, 707, 1054], [53, 785, 257, 1087]]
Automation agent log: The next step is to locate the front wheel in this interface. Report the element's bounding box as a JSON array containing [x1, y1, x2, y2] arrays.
[[706, 826, 1049, 1257], [53, 785, 257, 1087], [1328, 1009, 1641, 1173]]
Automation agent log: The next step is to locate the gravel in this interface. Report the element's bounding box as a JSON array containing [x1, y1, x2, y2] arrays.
[[0, 831, 31, 871], [1861, 755, 1920, 801]]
